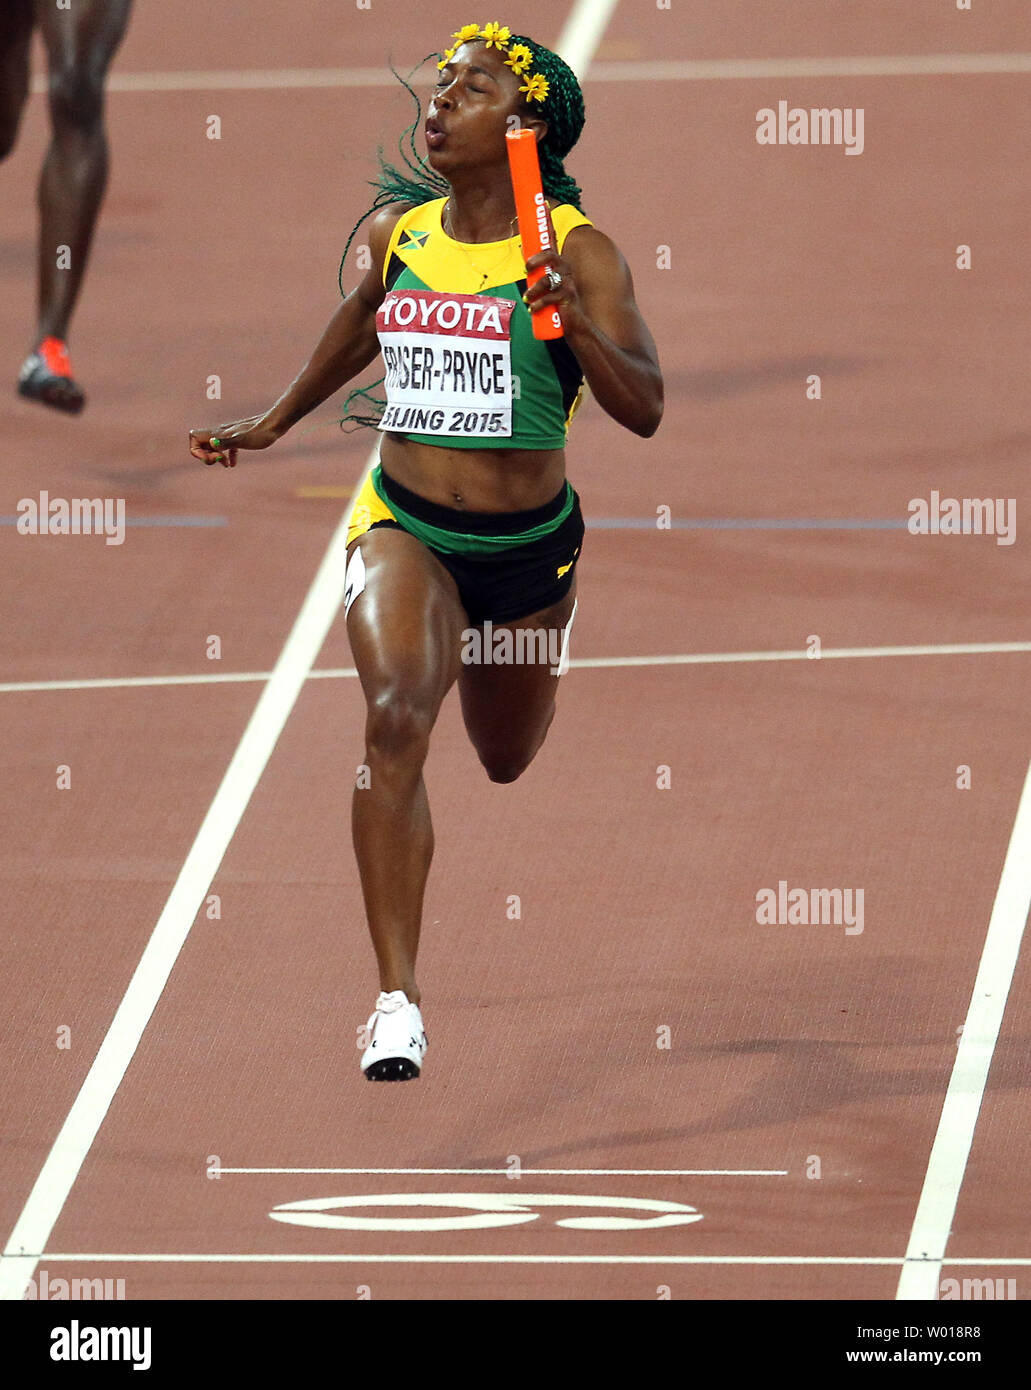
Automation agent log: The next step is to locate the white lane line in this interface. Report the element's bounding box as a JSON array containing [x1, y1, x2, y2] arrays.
[[896, 759, 1031, 1302], [28, 52, 1031, 94], [587, 52, 1031, 81], [556, 0, 622, 79], [34, 1253, 903, 1265], [0, 671, 276, 694], [0, 0, 621, 1305], [26, 1253, 1031, 1266], [2, 640, 1029, 694], [0, 458, 376, 1303], [572, 642, 1031, 669], [219, 1167, 787, 1177]]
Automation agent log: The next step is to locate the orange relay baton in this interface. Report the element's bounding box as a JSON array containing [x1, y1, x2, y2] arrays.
[[506, 127, 563, 341]]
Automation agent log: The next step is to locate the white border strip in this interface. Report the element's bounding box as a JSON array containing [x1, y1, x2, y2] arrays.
[[2, 641, 1029, 694], [896, 759, 1031, 1300]]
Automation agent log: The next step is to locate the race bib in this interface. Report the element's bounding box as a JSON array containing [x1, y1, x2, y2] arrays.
[[376, 289, 514, 438]]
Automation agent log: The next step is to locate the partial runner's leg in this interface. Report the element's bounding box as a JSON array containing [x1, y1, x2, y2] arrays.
[[458, 582, 578, 784], [345, 526, 466, 1006], [19, 0, 132, 411], [0, 0, 34, 163], [36, 0, 132, 339]]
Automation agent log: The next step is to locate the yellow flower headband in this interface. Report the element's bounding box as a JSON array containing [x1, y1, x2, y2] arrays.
[[437, 22, 549, 103]]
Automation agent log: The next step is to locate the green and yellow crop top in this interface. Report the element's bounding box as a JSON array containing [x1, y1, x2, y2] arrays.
[[375, 197, 594, 450]]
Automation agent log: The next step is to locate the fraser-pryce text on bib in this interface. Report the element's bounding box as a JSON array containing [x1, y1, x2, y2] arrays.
[[376, 289, 514, 438]]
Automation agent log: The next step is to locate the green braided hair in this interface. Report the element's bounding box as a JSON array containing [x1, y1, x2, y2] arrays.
[[335, 33, 587, 430], [504, 33, 586, 212]]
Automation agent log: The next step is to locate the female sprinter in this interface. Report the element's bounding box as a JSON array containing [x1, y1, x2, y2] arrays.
[[189, 22, 662, 1081]]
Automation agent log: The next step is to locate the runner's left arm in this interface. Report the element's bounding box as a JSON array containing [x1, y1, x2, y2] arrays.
[[523, 224, 663, 437]]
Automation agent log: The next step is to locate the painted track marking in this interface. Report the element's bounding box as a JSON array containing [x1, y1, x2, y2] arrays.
[[219, 1166, 787, 1176], [28, 52, 1031, 95], [2, 641, 1030, 695], [896, 759, 1031, 1300], [24, 1253, 1031, 1267]]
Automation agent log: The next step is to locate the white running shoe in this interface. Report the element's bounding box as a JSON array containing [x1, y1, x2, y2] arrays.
[[360, 991, 427, 1081]]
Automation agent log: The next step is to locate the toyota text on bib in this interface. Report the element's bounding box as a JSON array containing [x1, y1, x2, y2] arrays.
[[376, 289, 515, 438]]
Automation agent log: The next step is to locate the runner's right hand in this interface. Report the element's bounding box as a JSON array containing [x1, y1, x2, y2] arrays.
[[189, 415, 281, 468]]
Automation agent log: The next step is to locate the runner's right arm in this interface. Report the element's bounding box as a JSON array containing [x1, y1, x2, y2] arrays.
[[189, 204, 408, 466]]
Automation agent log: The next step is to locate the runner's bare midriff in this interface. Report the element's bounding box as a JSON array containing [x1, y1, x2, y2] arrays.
[[379, 432, 567, 513]]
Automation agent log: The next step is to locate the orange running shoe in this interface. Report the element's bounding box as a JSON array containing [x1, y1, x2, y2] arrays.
[[17, 337, 86, 414]]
